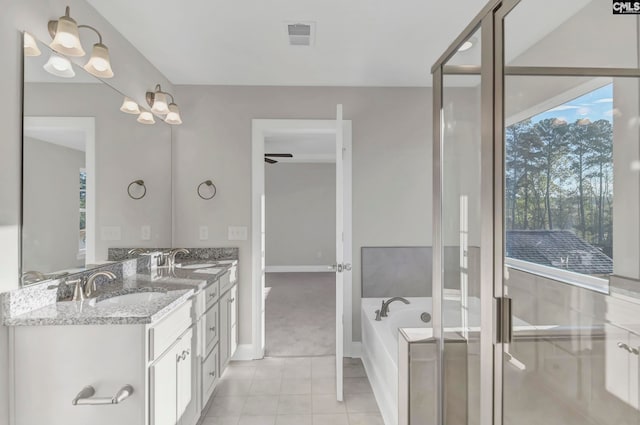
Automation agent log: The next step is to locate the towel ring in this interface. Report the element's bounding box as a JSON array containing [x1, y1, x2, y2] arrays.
[[197, 180, 217, 200], [127, 180, 146, 200]]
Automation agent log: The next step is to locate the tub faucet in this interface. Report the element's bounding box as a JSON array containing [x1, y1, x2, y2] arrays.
[[380, 297, 410, 317]]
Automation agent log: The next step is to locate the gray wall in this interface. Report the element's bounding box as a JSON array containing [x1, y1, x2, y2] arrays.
[[265, 163, 336, 267], [22, 137, 86, 272], [173, 85, 432, 343], [0, 1, 173, 422]]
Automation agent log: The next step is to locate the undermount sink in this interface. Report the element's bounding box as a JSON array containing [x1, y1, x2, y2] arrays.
[[176, 263, 217, 269], [100, 292, 166, 305]]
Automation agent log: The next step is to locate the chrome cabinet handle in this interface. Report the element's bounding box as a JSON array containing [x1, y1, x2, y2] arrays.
[[618, 342, 640, 355], [72, 385, 134, 405], [209, 371, 216, 377], [178, 349, 190, 361], [209, 326, 216, 332], [228, 297, 235, 303], [209, 292, 217, 298]]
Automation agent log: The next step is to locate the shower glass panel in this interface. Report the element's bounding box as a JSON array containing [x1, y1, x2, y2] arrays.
[[441, 26, 482, 425], [501, 1, 640, 424]]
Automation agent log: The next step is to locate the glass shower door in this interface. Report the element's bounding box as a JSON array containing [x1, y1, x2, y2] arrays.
[[498, 1, 640, 424], [439, 26, 484, 425]]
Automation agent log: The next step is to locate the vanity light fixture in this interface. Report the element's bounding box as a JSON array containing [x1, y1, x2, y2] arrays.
[[48, 6, 85, 57], [23, 32, 41, 57], [137, 109, 156, 125], [146, 84, 183, 125], [48, 6, 114, 78], [120, 97, 141, 115], [165, 103, 183, 125], [43, 53, 75, 78]]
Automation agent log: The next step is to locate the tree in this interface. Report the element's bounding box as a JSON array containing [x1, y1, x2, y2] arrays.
[[534, 118, 569, 230]]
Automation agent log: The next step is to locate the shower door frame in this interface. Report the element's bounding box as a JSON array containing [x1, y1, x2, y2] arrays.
[[432, 1, 640, 425]]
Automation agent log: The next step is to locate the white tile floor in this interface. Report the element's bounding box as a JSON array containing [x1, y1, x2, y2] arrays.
[[202, 357, 384, 425]]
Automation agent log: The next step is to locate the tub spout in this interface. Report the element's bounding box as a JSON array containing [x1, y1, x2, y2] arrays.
[[380, 297, 410, 317]]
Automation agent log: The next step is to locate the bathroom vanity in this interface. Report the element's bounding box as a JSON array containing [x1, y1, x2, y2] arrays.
[[4, 258, 238, 425]]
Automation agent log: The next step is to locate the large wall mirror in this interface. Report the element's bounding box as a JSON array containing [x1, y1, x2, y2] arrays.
[[21, 34, 173, 285]]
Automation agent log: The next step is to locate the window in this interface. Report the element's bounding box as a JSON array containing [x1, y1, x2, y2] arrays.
[[505, 84, 613, 283], [79, 168, 86, 256]]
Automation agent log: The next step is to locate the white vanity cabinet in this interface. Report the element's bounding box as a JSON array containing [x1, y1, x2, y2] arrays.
[[194, 266, 238, 413], [10, 299, 196, 425]]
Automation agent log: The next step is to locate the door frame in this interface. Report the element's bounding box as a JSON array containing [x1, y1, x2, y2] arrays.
[[250, 118, 353, 360]]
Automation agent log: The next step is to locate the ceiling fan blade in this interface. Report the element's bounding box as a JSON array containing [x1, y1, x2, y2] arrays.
[[264, 153, 293, 158], [265, 158, 278, 164]]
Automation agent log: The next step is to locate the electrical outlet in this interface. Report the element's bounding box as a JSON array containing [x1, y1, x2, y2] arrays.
[[101, 226, 121, 241], [199, 226, 209, 241], [141, 225, 151, 241], [228, 226, 248, 241]]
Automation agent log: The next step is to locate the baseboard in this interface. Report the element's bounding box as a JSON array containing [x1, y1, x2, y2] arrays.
[[265, 265, 332, 273], [231, 344, 256, 361]]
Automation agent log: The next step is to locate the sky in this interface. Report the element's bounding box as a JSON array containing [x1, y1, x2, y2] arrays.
[[531, 84, 613, 124]]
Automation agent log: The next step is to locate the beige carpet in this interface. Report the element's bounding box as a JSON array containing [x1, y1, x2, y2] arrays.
[[265, 272, 336, 357]]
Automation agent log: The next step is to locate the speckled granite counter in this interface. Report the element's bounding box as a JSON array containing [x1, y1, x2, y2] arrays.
[[3, 259, 237, 327]]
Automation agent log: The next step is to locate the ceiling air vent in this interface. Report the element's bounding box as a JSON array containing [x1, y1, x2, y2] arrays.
[[287, 22, 314, 46]]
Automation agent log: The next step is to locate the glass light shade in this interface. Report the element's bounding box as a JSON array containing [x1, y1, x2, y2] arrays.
[[49, 15, 85, 57], [23, 32, 41, 57], [150, 92, 169, 115], [165, 103, 183, 125], [84, 43, 114, 78], [120, 97, 140, 114], [137, 110, 155, 125], [43, 53, 75, 78]]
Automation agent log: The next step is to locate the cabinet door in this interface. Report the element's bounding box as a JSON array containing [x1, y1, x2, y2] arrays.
[[177, 329, 197, 425], [229, 285, 238, 357], [605, 324, 630, 405], [219, 291, 230, 371], [630, 332, 640, 410], [151, 344, 179, 425]]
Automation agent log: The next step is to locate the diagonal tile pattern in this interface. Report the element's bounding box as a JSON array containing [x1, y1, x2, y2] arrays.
[[204, 356, 383, 425]]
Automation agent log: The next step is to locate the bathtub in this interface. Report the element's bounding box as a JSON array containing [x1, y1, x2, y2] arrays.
[[361, 297, 433, 425]]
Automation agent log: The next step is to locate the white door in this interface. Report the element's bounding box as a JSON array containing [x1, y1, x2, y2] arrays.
[[335, 104, 345, 401]]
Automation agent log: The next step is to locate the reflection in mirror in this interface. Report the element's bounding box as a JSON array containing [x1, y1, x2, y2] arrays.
[[21, 34, 172, 285]]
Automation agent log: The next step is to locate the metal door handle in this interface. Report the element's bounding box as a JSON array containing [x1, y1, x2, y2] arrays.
[[209, 371, 216, 377], [228, 297, 235, 303], [209, 292, 217, 298], [72, 385, 134, 405], [209, 326, 216, 332]]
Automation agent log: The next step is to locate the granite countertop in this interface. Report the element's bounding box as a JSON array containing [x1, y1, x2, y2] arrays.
[[3, 260, 236, 327]]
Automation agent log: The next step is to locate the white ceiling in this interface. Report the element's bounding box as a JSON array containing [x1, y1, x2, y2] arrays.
[[265, 133, 335, 163], [87, 0, 489, 86]]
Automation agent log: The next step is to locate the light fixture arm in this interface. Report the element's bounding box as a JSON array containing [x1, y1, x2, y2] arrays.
[[146, 84, 176, 108], [78, 25, 103, 44]]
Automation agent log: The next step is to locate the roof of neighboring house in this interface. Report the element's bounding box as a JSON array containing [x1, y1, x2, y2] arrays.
[[506, 230, 613, 275]]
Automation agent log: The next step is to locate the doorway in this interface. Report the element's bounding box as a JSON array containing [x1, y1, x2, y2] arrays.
[[251, 114, 353, 399], [263, 148, 337, 356]]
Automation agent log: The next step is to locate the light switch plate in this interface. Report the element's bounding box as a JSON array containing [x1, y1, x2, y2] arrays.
[[141, 225, 151, 241], [101, 226, 121, 241], [199, 226, 209, 241], [228, 226, 248, 241]]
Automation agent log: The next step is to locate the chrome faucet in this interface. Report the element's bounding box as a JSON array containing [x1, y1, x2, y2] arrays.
[[68, 271, 117, 301], [128, 248, 146, 256], [166, 248, 190, 267], [380, 297, 410, 317]]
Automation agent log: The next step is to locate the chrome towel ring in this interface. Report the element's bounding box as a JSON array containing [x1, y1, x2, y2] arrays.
[[127, 180, 146, 200], [197, 180, 217, 200]]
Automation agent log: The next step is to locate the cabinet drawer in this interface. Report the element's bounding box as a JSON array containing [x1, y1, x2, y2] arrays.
[[202, 346, 219, 405], [205, 280, 220, 310], [204, 303, 219, 357], [149, 300, 193, 361], [220, 271, 232, 294]]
